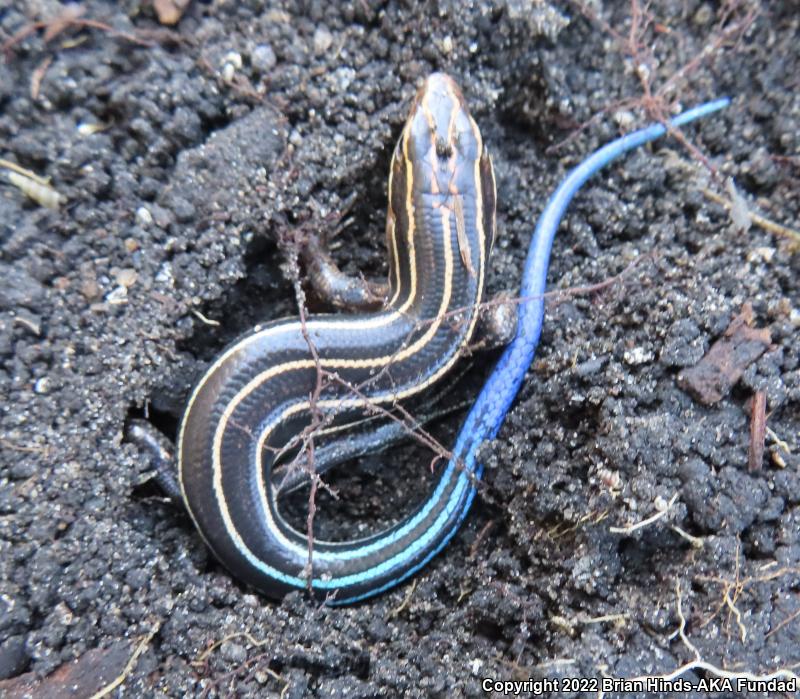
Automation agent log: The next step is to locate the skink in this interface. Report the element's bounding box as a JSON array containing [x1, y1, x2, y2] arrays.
[[179, 73, 495, 602], [176, 70, 729, 604]]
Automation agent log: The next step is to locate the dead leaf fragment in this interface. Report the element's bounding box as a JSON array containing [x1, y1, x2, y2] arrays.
[[677, 303, 772, 404]]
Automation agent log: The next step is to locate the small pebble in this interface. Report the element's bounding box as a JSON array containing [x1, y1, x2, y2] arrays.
[[105, 286, 128, 304], [0, 636, 29, 680], [613, 110, 635, 129], [155, 262, 174, 285], [169, 196, 196, 223], [747, 247, 775, 263], [313, 26, 333, 54], [135, 206, 153, 226], [574, 356, 606, 377], [252, 44, 277, 72], [10, 459, 36, 479], [222, 51, 243, 69], [220, 641, 247, 664], [623, 347, 654, 365], [221, 51, 242, 82], [114, 268, 138, 288], [693, 3, 714, 25], [125, 568, 149, 590], [77, 122, 105, 136], [81, 278, 101, 301]]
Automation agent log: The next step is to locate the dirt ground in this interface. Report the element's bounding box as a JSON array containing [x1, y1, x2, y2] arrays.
[[1, 1, 798, 697]]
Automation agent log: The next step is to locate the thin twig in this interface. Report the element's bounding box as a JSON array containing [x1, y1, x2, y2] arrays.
[[88, 623, 160, 699], [386, 580, 417, 619], [701, 187, 800, 246], [609, 493, 678, 534], [285, 245, 327, 594], [597, 578, 799, 698]]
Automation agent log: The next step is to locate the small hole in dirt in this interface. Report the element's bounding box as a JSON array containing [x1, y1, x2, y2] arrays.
[[176, 234, 294, 363], [130, 478, 169, 502], [474, 619, 505, 643], [616, 536, 650, 572], [125, 404, 179, 444]]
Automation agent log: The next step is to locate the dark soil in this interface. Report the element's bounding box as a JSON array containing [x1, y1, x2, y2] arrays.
[[1, 1, 798, 697]]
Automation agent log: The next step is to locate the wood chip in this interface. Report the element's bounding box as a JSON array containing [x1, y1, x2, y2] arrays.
[[677, 303, 771, 404], [748, 390, 767, 471], [0, 640, 133, 699], [30, 55, 52, 100]]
